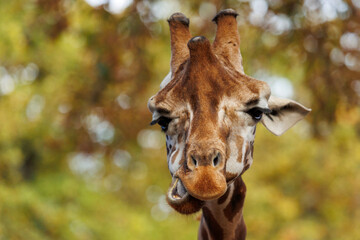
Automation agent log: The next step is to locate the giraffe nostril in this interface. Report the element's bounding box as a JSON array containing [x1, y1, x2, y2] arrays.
[[191, 156, 198, 167], [212, 153, 220, 167]]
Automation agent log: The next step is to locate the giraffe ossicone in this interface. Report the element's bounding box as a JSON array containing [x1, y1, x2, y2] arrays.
[[148, 9, 311, 240]]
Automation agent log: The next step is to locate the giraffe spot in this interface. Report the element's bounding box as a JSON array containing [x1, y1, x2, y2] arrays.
[[217, 186, 230, 205], [225, 172, 238, 182], [202, 207, 223, 239], [200, 218, 209, 240], [236, 136, 244, 163], [234, 217, 246, 240], [223, 178, 246, 222]]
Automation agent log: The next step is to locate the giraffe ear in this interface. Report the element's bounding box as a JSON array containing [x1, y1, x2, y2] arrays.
[[261, 95, 311, 136]]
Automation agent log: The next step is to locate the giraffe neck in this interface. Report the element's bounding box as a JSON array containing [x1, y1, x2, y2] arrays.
[[198, 177, 247, 240]]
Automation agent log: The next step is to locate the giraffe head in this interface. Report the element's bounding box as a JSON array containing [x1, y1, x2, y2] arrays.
[[148, 10, 310, 214]]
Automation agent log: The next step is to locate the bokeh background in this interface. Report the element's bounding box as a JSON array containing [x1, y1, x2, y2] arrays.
[[0, 0, 360, 239]]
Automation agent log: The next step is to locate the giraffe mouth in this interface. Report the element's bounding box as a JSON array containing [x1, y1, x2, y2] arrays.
[[167, 177, 189, 202], [166, 177, 205, 214]]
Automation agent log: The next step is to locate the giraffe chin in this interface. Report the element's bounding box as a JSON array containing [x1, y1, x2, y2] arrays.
[[166, 177, 204, 215]]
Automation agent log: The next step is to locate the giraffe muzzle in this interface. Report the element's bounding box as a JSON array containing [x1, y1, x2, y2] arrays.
[[177, 166, 227, 201]]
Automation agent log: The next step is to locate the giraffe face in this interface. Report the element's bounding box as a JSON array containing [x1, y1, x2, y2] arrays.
[[148, 10, 310, 214], [148, 46, 271, 214]]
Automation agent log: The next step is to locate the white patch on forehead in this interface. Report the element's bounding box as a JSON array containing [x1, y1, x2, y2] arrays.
[[160, 71, 172, 89]]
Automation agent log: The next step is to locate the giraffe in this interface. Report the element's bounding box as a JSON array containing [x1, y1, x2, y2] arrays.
[[148, 9, 311, 240]]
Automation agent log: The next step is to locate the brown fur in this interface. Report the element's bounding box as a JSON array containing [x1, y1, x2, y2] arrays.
[[148, 9, 275, 240], [168, 13, 191, 74], [213, 9, 243, 74], [200, 220, 209, 240], [199, 177, 247, 240], [202, 207, 224, 239], [223, 177, 246, 222]]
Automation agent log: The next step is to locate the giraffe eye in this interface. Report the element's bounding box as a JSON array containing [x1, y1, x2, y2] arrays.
[[157, 117, 172, 132], [246, 108, 263, 121]]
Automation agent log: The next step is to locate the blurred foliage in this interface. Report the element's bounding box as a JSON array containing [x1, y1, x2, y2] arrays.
[[0, 0, 359, 239]]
